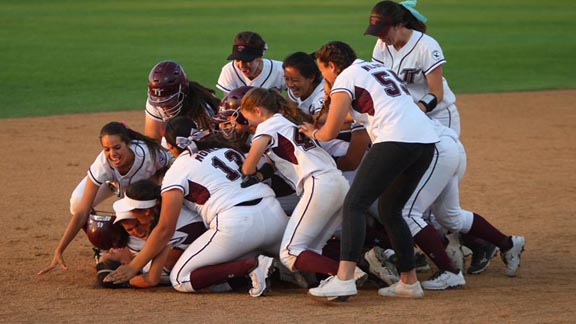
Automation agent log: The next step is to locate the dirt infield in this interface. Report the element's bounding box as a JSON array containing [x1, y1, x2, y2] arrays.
[[1, 90, 575, 323]]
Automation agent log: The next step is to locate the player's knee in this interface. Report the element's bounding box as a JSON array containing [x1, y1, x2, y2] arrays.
[[170, 273, 196, 293], [279, 249, 297, 272], [437, 215, 465, 233], [404, 216, 426, 237], [172, 282, 196, 293], [460, 211, 474, 233]]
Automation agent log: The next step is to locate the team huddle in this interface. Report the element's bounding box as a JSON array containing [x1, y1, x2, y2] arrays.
[[38, 0, 525, 301]]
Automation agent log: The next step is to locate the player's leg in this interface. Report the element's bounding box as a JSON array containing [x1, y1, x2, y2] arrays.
[[69, 177, 114, 215], [280, 172, 349, 277], [346, 142, 433, 298]]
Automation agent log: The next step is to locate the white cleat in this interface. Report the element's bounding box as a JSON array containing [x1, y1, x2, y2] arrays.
[[421, 270, 466, 290], [308, 275, 357, 301], [501, 236, 525, 277], [248, 255, 274, 297], [378, 281, 424, 298]]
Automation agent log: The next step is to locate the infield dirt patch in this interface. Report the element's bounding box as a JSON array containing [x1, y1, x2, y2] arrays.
[[1, 90, 575, 323]]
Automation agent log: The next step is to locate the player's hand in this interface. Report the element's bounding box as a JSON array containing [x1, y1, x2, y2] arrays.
[[37, 252, 68, 275], [241, 173, 261, 188], [103, 264, 138, 284], [299, 122, 316, 139]]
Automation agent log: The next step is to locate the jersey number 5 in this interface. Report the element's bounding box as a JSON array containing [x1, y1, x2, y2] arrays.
[[372, 70, 410, 97]]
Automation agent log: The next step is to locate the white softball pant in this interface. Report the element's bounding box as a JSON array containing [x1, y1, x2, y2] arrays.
[[428, 104, 461, 138], [279, 171, 349, 271], [403, 135, 473, 237], [170, 197, 288, 292]]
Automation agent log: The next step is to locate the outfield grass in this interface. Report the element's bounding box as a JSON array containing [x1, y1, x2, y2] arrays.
[[1, 0, 575, 118]]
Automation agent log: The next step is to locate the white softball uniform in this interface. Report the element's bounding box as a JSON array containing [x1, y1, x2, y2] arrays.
[[401, 120, 474, 236], [288, 81, 375, 219], [252, 114, 349, 270], [70, 141, 169, 215], [331, 59, 439, 145], [287, 80, 325, 115], [372, 31, 461, 136], [216, 59, 286, 94], [287, 79, 363, 158], [162, 147, 288, 292]]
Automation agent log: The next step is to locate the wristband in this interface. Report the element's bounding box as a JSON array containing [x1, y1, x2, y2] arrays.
[[418, 93, 438, 112], [241, 173, 261, 188], [258, 163, 275, 180]]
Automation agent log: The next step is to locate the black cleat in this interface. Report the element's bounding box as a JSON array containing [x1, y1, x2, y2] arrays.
[[467, 243, 499, 275]]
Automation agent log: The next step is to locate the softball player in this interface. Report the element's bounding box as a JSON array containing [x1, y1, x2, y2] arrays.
[[38, 122, 169, 276], [284, 51, 326, 116], [283, 51, 371, 177], [301, 41, 439, 300], [365, 0, 499, 272], [145, 60, 220, 143], [239, 88, 367, 292], [365, 0, 461, 137], [99, 179, 206, 289], [216, 31, 286, 96], [402, 120, 525, 286], [105, 117, 289, 297]]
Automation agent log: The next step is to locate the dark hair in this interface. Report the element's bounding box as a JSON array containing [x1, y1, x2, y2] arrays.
[[99, 122, 163, 163], [182, 81, 220, 131], [124, 179, 161, 232], [283, 52, 322, 86], [125, 179, 161, 201], [315, 41, 357, 73], [165, 116, 238, 153], [371, 1, 427, 33], [241, 88, 313, 125]]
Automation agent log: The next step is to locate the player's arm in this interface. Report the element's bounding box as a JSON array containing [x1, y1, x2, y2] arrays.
[[335, 128, 371, 171], [38, 178, 100, 275], [299, 92, 350, 141], [104, 189, 182, 284], [242, 135, 271, 176], [129, 245, 170, 288], [144, 114, 165, 144], [418, 66, 445, 113]]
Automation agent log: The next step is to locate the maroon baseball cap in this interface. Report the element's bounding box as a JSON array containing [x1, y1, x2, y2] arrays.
[[364, 15, 393, 36], [227, 32, 266, 62]]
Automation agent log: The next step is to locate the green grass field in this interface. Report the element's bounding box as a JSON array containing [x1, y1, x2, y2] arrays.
[[1, 0, 575, 118]]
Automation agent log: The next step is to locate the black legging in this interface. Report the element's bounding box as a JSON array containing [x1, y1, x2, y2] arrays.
[[341, 141, 435, 273]]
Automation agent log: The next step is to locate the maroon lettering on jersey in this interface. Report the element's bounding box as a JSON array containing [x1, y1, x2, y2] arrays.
[[185, 180, 211, 205], [352, 86, 375, 116], [272, 134, 299, 165]]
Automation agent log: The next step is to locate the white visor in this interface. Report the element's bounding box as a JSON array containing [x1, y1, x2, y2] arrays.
[[113, 211, 136, 224], [112, 196, 157, 224]]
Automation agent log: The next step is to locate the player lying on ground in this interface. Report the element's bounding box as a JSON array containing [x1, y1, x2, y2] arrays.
[[97, 179, 206, 289]]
